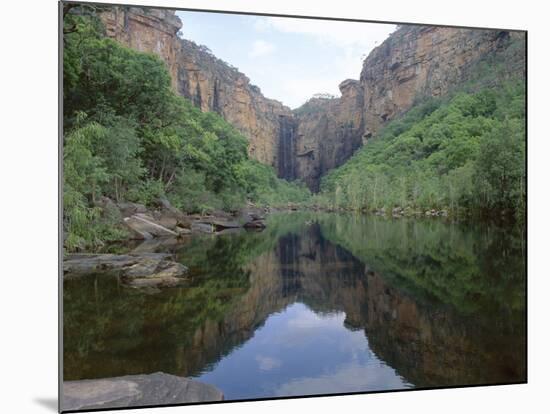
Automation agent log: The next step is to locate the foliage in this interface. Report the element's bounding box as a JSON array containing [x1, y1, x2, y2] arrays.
[[318, 82, 526, 219], [62, 12, 310, 250]]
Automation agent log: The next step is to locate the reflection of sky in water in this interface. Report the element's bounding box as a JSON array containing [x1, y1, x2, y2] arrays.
[[194, 302, 411, 399]]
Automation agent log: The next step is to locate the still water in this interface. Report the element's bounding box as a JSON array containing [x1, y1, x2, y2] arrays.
[[63, 213, 526, 399]]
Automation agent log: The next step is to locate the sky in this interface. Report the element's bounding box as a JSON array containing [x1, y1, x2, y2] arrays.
[[176, 11, 396, 109]]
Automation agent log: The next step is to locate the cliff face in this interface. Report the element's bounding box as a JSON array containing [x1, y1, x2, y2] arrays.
[[176, 39, 293, 166], [99, 7, 525, 191], [293, 80, 365, 191], [100, 7, 293, 169], [359, 25, 525, 136], [291, 26, 525, 189], [100, 7, 183, 89]]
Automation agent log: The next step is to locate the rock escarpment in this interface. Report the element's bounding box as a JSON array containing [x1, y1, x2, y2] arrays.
[[99, 7, 525, 191], [177, 40, 294, 166], [100, 7, 182, 89], [293, 80, 365, 190], [359, 25, 526, 136], [292, 26, 525, 189], [100, 7, 293, 168]]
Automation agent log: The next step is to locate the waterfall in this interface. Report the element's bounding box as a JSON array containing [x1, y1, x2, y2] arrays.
[[277, 115, 298, 180]]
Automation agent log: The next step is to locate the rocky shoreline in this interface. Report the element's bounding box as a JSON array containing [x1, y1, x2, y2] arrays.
[[95, 196, 268, 240], [63, 197, 271, 290]]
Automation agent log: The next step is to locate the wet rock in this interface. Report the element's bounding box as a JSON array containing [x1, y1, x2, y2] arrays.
[[62, 372, 223, 411]]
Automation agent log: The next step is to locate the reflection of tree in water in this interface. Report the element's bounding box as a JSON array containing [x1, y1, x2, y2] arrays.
[[64, 212, 525, 388]]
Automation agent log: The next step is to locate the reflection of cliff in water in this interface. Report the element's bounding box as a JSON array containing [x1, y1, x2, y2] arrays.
[[187, 224, 368, 377], [64, 214, 526, 389], [364, 269, 525, 386]]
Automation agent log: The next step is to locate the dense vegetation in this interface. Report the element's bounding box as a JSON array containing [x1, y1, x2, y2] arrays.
[[63, 12, 310, 250], [316, 81, 526, 219]]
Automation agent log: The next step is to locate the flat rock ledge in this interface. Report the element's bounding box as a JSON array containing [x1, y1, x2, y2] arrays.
[[63, 372, 223, 411], [63, 253, 188, 288]]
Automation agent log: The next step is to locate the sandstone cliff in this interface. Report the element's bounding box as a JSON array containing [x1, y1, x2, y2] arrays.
[[100, 6, 293, 169], [293, 80, 365, 190], [176, 39, 294, 166], [359, 25, 526, 136], [100, 7, 182, 89], [292, 25, 525, 189], [98, 6, 525, 191]]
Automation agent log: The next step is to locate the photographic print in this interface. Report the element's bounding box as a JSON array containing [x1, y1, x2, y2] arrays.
[[61, 1, 526, 411]]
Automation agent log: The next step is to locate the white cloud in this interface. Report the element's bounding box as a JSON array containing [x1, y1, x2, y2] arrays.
[[251, 17, 396, 107], [255, 355, 282, 371], [275, 361, 412, 397], [254, 16, 395, 52], [249, 39, 276, 58]]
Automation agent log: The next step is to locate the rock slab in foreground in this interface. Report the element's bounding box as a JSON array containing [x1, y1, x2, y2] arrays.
[[63, 372, 223, 411]]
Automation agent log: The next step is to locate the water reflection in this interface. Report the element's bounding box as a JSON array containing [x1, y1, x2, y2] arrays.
[[63, 213, 526, 399], [197, 303, 410, 399]]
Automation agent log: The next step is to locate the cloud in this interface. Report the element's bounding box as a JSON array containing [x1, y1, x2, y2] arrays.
[[252, 16, 396, 107], [249, 40, 275, 58], [254, 16, 396, 51], [255, 355, 282, 371], [275, 361, 412, 397]]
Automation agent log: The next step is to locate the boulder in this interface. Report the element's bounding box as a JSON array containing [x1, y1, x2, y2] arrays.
[[155, 197, 192, 229], [63, 253, 165, 274], [130, 238, 180, 254], [197, 218, 241, 231], [94, 196, 118, 211], [176, 226, 192, 235], [124, 214, 178, 239], [238, 206, 266, 225], [153, 212, 179, 230], [63, 253, 188, 289], [62, 372, 223, 411], [156, 197, 181, 215], [117, 202, 148, 218], [244, 219, 267, 230], [191, 222, 215, 234]]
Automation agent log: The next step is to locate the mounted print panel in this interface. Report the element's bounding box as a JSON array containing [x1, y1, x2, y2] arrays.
[[60, 1, 527, 412]]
